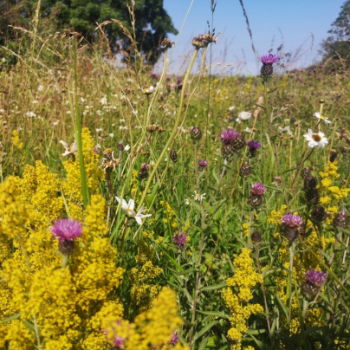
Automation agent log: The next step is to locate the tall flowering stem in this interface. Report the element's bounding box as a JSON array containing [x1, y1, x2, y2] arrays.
[[71, 40, 89, 207], [138, 49, 198, 211]]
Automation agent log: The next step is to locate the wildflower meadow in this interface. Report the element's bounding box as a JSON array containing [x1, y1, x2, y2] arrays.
[[0, 7, 350, 350]]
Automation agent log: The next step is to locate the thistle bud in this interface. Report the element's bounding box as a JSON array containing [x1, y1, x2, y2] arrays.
[[330, 149, 338, 163], [138, 163, 150, 179], [239, 162, 252, 177], [169, 149, 177, 162], [311, 205, 327, 223], [333, 207, 348, 228], [251, 231, 262, 243], [190, 127, 202, 141], [260, 54, 280, 81]]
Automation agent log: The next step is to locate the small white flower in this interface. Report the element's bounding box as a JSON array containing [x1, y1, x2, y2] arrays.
[[124, 144, 131, 152], [184, 199, 190, 205], [228, 105, 235, 112], [244, 127, 254, 133], [142, 85, 155, 95], [115, 196, 152, 225], [237, 111, 252, 121], [100, 96, 108, 105], [52, 120, 59, 126], [59, 140, 77, 156], [303, 129, 328, 148], [37, 85, 44, 92], [26, 111, 37, 118], [96, 128, 103, 133], [314, 112, 331, 124], [193, 191, 206, 201], [119, 126, 128, 130], [108, 133, 114, 138]]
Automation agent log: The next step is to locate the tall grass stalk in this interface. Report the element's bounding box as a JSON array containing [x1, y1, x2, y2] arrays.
[[137, 49, 198, 211], [71, 40, 89, 207]]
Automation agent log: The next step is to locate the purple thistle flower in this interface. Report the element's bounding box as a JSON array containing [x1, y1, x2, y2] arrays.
[[251, 183, 266, 196], [281, 213, 303, 228], [51, 219, 82, 243], [220, 129, 240, 144], [198, 160, 208, 170], [260, 54, 280, 64], [168, 330, 179, 345], [305, 269, 327, 287], [113, 336, 125, 348], [173, 232, 187, 249], [150, 72, 159, 80], [246, 140, 261, 149]]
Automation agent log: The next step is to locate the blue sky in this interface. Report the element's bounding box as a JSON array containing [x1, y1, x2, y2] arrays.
[[160, 0, 345, 75]]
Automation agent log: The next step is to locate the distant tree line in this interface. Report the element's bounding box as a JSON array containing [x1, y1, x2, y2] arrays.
[[322, 0, 350, 69], [0, 0, 177, 65]]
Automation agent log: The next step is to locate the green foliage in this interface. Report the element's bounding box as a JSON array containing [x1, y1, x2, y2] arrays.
[[322, 1, 350, 68], [0, 0, 177, 65]]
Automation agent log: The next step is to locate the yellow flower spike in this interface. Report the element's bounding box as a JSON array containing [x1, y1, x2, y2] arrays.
[[223, 248, 263, 348]]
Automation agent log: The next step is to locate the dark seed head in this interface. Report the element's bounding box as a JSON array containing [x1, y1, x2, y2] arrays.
[[190, 127, 202, 141], [304, 175, 317, 190], [251, 231, 262, 243], [248, 195, 263, 208], [333, 208, 348, 228], [311, 206, 327, 223], [330, 149, 338, 163], [169, 149, 177, 162], [239, 162, 252, 177]]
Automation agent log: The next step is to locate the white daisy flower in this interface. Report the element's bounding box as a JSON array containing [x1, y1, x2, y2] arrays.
[[314, 112, 331, 124], [59, 140, 77, 156], [26, 111, 37, 118], [193, 191, 206, 201], [142, 85, 155, 95], [100, 96, 107, 105], [237, 111, 252, 121], [303, 129, 328, 148], [115, 196, 152, 225]]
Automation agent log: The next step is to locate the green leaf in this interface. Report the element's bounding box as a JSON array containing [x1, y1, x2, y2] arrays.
[[201, 282, 226, 292], [275, 294, 289, 319], [192, 320, 219, 343], [1, 313, 20, 323], [196, 310, 230, 319]]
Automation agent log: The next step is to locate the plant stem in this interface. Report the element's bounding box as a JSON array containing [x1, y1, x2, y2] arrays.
[[72, 40, 89, 207], [138, 49, 198, 210]]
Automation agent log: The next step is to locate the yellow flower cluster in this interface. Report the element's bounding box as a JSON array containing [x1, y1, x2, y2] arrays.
[[0, 151, 123, 348], [0, 128, 189, 349], [160, 200, 179, 228], [268, 205, 288, 225], [275, 227, 329, 334], [130, 241, 163, 310], [319, 161, 350, 208], [222, 248, 263, 349], [11, 129, 24, 150], [104, 287, 189, 350]]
